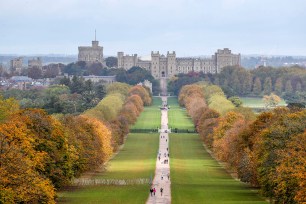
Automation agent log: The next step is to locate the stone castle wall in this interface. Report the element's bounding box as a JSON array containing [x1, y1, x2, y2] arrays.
[[117, 48, 240, 79]]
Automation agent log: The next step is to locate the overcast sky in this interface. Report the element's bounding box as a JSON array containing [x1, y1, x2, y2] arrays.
[[0, 0, 306, 56]]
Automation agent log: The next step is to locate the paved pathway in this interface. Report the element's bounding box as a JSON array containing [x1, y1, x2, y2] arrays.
[[146, 97, 171, 204]]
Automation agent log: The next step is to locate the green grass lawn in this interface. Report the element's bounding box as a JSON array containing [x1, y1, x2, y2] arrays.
[[131, 97, 162, 129], [167, 97, 195, 131], [240, 97, 286, 108], [170, 134, 267, 204], [57, 133, 159, 203]]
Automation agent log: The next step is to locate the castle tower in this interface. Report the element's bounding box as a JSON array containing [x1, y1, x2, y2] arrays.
[[167, 51, 176, 77], [117, 52, 124, 68], [78, 31, 103, 63], [151, 51, 160, 78]]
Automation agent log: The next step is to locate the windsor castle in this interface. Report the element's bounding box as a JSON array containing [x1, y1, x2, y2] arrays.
[[78, 39, 241, 79]]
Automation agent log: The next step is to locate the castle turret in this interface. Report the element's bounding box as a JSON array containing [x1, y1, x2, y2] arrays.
[[117, 52, 124, 68], [167, 51, 176, 77], [92, 40, 99, 47], [151, 51, 160, 78]]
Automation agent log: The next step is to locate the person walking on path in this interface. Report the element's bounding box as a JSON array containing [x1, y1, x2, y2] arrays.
[[150, 188, 153, 196], [167, 173, 170, 180], [160, 188, 163, 196], [153, 188, 156, 196]]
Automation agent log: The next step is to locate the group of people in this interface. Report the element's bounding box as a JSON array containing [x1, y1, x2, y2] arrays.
[[149, 187, 164, 196], [149, 188, 156, 196], [161, 173, 170, 180]]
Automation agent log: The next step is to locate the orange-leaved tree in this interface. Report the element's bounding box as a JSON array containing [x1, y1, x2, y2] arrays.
[[0, 117, 55, 204], [212, 111, 245, 163], [128, 85, 152, 106], [17, 109, 75, 189]]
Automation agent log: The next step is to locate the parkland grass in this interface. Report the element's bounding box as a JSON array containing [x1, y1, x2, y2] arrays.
[[58, 133, 159, 203], [170, 134, 267, 204], [240, 97, 286, 108], [167, 97, 195, 131], [131, 97, 162, 129]]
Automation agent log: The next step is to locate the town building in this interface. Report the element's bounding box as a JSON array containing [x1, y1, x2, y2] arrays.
[[9, 76, 33, 90], [82, 75, 116, 84], [28, 57, 42, 69], [117, 48, 241, 79], [10, 57, 23, 73]]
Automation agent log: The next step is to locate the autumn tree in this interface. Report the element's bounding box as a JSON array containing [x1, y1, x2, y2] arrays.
[[285, 80, 293, 92], [263, 77, 272, 94], [197, 108, 220, 147], [106, 82, 131, 97], [208, 94, 235, 116], [274, 77, 283, 95], [274, 131, 306, 203], [28, 66, 42, 79], [212, 112, 244, 162], [84, 93, 124, 122], [228, 96, 243, 107], [252, 77, 262, 95], [263, 93, 281, 108], [0, 117, 55, 203], [17, 109, 75, 188], [255, 109, 306, 200], [0, 96, 19, 122], [128, 85, 152, 106]]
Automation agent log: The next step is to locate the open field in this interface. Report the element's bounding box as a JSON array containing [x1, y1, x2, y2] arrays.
[[58, 133, 159, 203], [167, 97, 195, 131], [131, 97, 162, 129], [240, 97, 287, 108], [169, 133, 267, 204]]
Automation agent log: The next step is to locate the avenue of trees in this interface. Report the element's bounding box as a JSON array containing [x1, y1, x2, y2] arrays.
[[0, 82, 152, 203], [169, 65, 306, 105], [179, 83, 306, 203]]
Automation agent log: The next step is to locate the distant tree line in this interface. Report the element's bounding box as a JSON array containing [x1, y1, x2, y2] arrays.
[[168, 65, 306, 105], [63, 63, 160, 94], [1, 76, 106, 114]]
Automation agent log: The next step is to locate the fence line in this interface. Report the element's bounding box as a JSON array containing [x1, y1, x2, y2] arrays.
[[72, 178, 151, 186], [130, 129, 159, 133]]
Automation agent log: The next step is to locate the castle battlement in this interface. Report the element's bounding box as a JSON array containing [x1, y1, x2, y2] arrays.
[[118, 48, 240, 78]]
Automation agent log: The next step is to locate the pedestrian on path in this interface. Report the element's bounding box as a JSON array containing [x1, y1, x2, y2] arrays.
[[153, 188, 156, 196], [158, 156, 160, 161], [160, 188, 163, 196], [150, 188, 153, 196], [167, 173, 170, 180], [161, 175, 163, 180]]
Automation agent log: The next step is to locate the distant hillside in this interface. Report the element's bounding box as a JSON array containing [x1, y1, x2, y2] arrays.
[[241, 55, 306, 69]]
